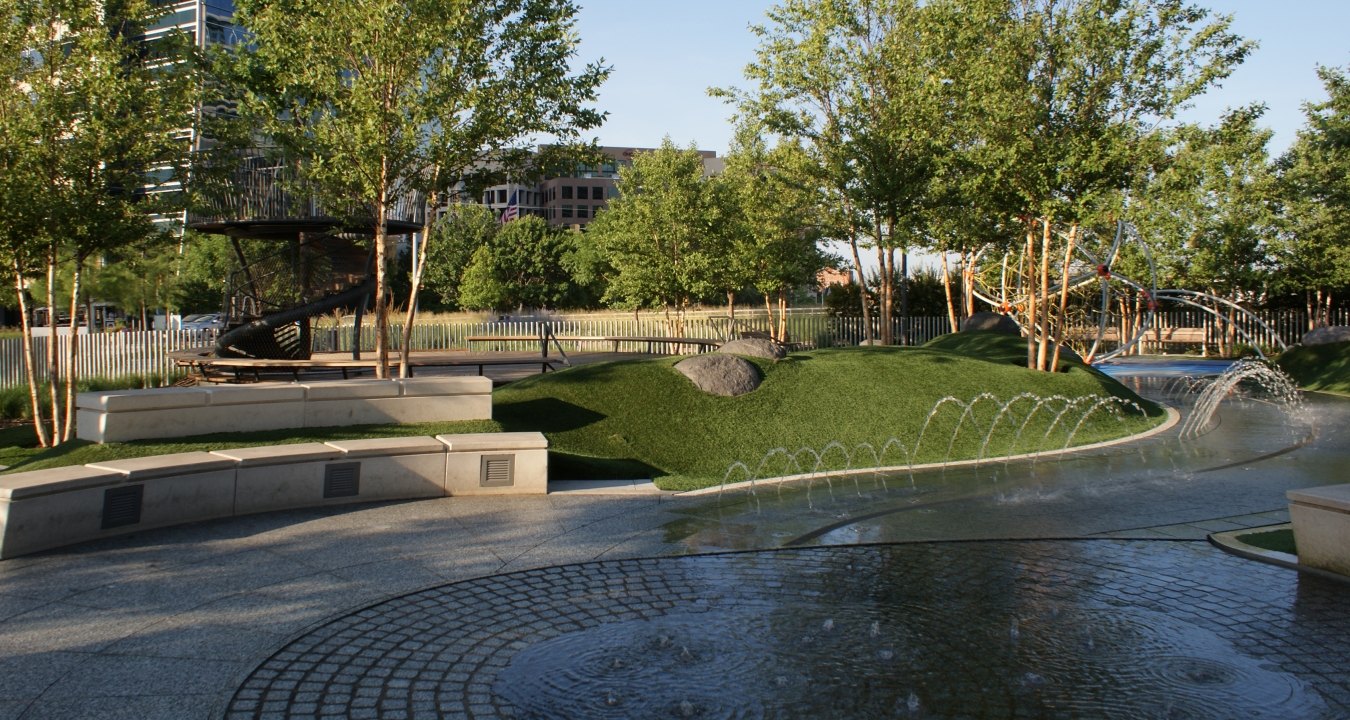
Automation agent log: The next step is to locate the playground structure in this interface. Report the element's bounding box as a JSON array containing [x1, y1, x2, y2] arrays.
[[969, 222, 1289, 362], [189, 147, 424, 360]]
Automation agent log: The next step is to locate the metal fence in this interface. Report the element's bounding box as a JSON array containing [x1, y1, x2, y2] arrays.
[[0, 330, 212, 388], [0, 309, 1342, 388]]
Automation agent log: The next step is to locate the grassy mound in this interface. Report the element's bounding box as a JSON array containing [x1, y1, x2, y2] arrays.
[[495, 333, 1164, 490], [1276, 341, 1350, 395]]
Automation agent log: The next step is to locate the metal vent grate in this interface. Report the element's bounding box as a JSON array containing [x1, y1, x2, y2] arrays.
[[102, 485, 144, 529], [323, 462, 361, 498], [480, 455, 514, 487]]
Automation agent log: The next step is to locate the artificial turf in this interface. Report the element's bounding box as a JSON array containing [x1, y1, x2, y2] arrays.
[[494, 333, 1165, 490], [1276, 340, 1350, 395]]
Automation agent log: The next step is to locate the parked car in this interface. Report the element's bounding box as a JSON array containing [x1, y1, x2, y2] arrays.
[[181, 313, 225, 333]]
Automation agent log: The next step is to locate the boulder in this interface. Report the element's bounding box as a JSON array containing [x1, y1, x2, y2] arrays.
[[674, 354, 761, 397], [1302, 326, 1350, 346], [718, 337, 786, 361], [961, 312, 1021, 335]]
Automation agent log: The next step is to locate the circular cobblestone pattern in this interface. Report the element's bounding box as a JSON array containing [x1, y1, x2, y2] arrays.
[[226, 540, 1349, 719]]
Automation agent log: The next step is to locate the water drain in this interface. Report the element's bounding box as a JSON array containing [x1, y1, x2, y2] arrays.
[[480, 455, 514, 487], [101, 485, 143, 529], [323, 462, 360, 498]]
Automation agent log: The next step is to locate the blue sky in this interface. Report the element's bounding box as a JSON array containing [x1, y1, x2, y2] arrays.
[[572, 0, 1350, 156]]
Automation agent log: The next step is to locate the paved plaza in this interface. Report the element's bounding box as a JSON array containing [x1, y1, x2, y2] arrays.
[[0, 375, 1347, 718]]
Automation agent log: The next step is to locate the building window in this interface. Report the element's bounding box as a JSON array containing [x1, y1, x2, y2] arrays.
[[576, 205, 588, 219], [561, 205, 573, 218], [562, 186, 573, 200], [607, 186, 619, 199], [591, 186, 604, 200], [496, 189, 507, 204]]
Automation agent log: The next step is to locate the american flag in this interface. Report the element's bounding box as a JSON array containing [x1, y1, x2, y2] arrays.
[[501, 190, 519, 223]]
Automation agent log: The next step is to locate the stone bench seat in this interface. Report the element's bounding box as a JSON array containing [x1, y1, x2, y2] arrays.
[[1288, 484, 1350, 576], [0, 432, 548, 559], [76, 377, 492, 443]]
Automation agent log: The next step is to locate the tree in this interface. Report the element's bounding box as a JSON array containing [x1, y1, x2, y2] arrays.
[[584, 140, 723, 334], [224, 0, 607, 377], [1276, 65, 1350, 328], [2, 0, 197, 445], [421, 203, 498, 310], [718, 126, 830, 342], [721, 0, 955, 345], [1134, 107, 1278, 302], [456, 216, 579, 312], [951, 0, 1250, 370]]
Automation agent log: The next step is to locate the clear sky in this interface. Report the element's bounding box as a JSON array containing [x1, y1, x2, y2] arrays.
[[571, 0, 1350, 156]]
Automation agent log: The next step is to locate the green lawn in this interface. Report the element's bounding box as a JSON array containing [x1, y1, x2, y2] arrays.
[[1, 333, 1165, 490], [1277, 341, 1350, 395], [493, 333, 1164, 490]]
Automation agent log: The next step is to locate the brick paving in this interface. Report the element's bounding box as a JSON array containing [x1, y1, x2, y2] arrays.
[[224, 540, 1350, 719]]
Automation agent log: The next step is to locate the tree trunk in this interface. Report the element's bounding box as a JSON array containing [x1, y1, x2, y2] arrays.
[[962, 251, 976, 319], [13, 259, 49, 447], [1025, 224, 1038, 369], [44, 250, 61, 443], [940, 252, 959, 333], [63, 259, 83, 442], [777, 288, 788, 344], [726, 290, 736, 340], [1036, 218, 1052, 371], [847, 224, 873, 344], [374, 165, 390, 379], [401, 191, 438, 379], [1050, 223, 1078, 372], [898, 249, 909, 346]]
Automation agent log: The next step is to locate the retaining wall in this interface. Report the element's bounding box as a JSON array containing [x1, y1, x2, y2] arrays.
[[0, 432, 547, 559], [75, 377, 492, 443]]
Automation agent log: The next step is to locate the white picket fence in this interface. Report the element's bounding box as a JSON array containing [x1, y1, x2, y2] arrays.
[[0, 309, 1335, 389]]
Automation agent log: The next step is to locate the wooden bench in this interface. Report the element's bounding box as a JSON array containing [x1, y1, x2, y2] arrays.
[[1097, 327, 1207, 344]]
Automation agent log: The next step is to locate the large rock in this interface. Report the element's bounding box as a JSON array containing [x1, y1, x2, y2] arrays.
[[674, 354, 761, 397], [961, 311, 1021, 335], [1302, 326, 1350, 346], [718, 337, 786, 360]]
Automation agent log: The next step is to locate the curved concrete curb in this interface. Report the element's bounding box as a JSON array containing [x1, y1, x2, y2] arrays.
[[1208, 524, 1350, 585]]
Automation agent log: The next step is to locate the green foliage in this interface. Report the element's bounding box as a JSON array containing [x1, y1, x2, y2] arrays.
[[493, 338, 1162, 490], [421, 204, 498, 310], [1132, 106, 1278, 298], [583, 140, 725, 320], [1274, 65, 1350, 311], [457, 245, 508, 312], [454, 217, 581, 311], [718, 126, 829, 300]]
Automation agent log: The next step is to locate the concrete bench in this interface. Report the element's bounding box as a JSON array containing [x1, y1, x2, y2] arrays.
[[0, 432, 548, 559], [75, 377, 492, 443], [1288, 484, 1350, 576]]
